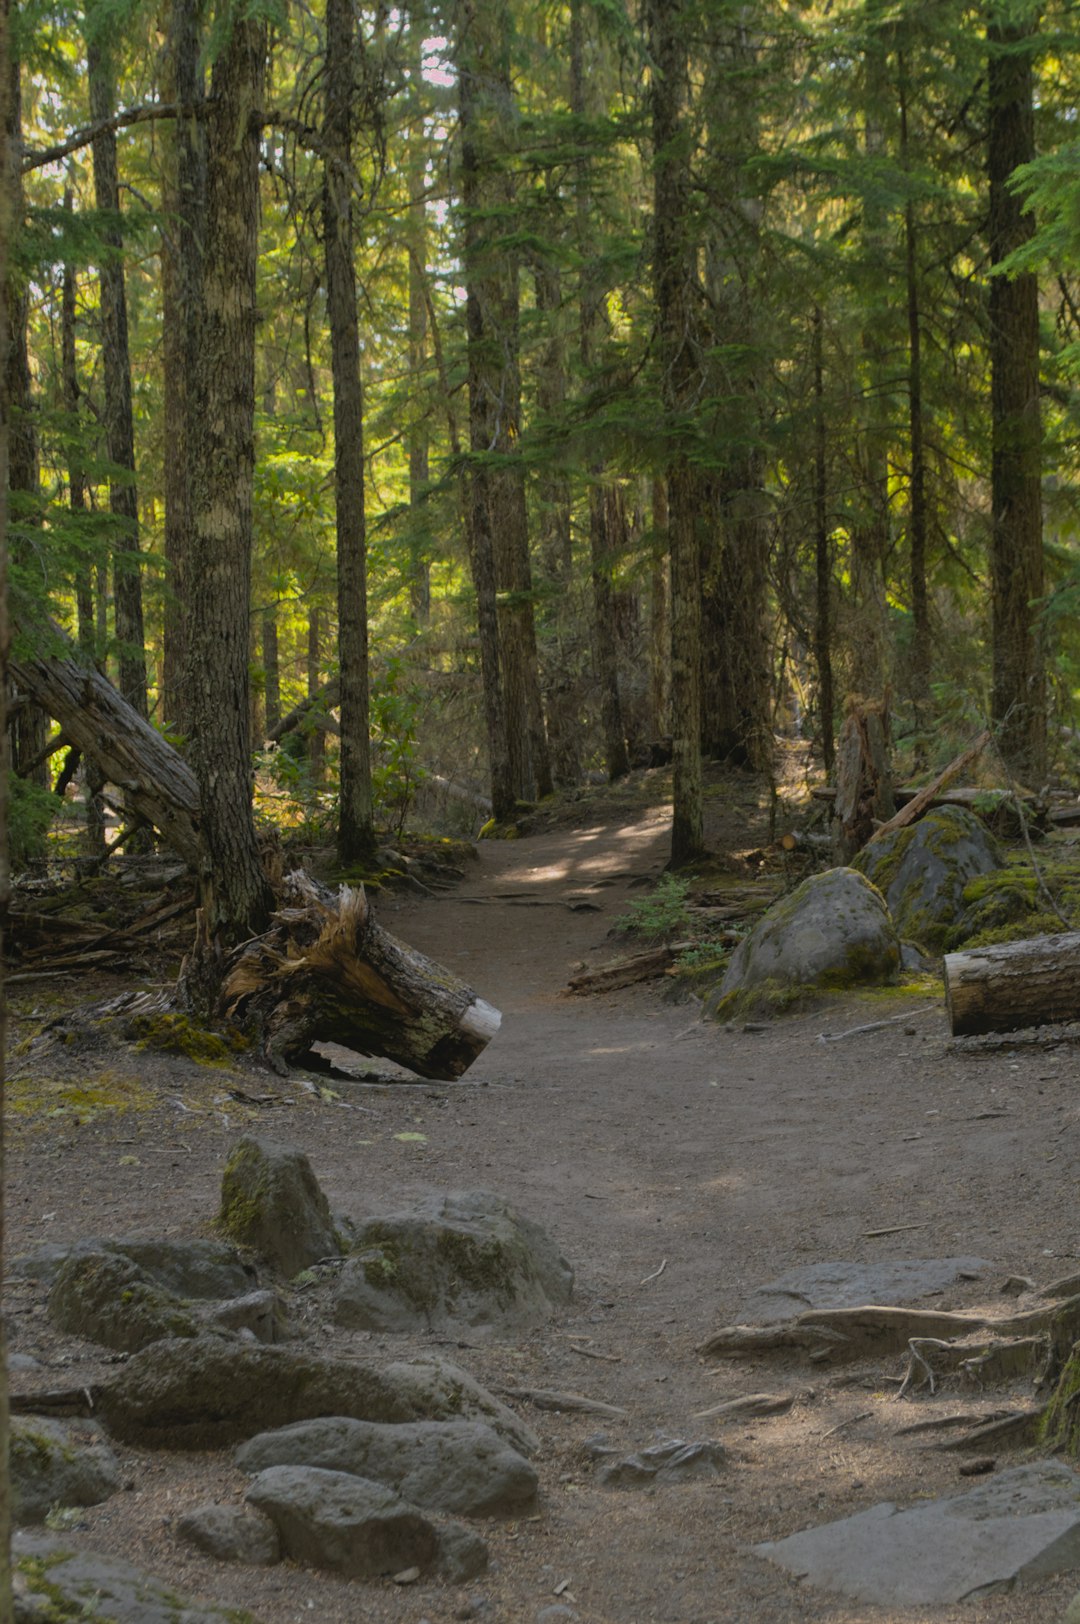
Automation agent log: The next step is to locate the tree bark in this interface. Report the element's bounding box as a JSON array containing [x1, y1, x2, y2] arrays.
[[0, 0, 16, 1600], [648, 0, 703, 863], [944, 932, 1080, 1036], [160, 0, 205, 738], [186, 12, 274, 945], [899, 59, 931, 708], [306, 605, 326, 788], [648, 477, 670, 743], [459, 0, 551, 813], [988, 6, 1045, 781], [323, 0, 375, 864], [88, 27, 147, 720], [812, 306, 835, 773], [406, 20, 431, 627]]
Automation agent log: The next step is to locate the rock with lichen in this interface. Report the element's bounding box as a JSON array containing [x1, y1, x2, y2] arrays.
[[333, 1190, 573, 1335], [706, 867, 900, 1019], [854, 806, 1001, 952], [11, 1417, 121, 1524], [217, 1137, 343, 1277]]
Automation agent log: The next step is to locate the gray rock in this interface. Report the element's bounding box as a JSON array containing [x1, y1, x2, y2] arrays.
[[175, 1503, 280, 1566], [9, 1354, 41, 1373], [854, 805, 1001, 952], [740, 1258, 995, 1325], [11, 1237, 254, 1298], [13, 1532, 264, 1621], [246, 1465, 487, 1582], [10, 1416, 120, 1525], [709, 868, 899, 1016], [218, 1137, 342, 1277], [97, 1336, 538, 1455], [203, 1289, 286, 1344], [754, 1460, 1080, 1604], [596, 1438, 727, 1489], [47, 1251, 199, 1353], [236, 1416, 537, 1517], [335, 1190, 573, 1335]]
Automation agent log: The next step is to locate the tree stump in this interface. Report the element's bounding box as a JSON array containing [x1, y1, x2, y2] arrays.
[[218, 871, 500, 1079], [832, 698, 894, 859]]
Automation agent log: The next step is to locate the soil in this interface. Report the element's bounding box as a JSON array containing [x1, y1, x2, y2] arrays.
[[7, 758, 1080, 1624]]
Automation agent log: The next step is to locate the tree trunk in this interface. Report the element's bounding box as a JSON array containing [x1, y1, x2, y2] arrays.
[[459, 0, 550, 813], [0, 0, 16, 1599], [812, 306, 835, 773], [324, 0, 375, 864], [88, 27, 147, 720], [648, 477, 671, 743], [648, 0, 703, 863], [944, 932, 1080, 1037], [219, 871, 501, 1079], [5, 40, 47, 788], [988, 6, 1045, 782], [406, 29, 431, 628], [590, 484, 630, 780], [160, 0, 205, 738], [832, 700, 894, 859], [186, 12, 274, 946], [899, 60, 931, 709]]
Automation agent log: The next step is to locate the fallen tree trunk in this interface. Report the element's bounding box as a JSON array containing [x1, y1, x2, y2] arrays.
[[867, 729, 991, 846], [218, 870, 500, 1079], [944, 931, 1080, 1036], [11, 645, 201, 864]]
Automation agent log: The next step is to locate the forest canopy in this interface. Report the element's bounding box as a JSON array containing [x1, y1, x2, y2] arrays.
[[8, 0, 1080, 872]]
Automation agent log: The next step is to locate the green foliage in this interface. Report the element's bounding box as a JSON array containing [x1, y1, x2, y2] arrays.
[[370, 656, 428, 836], [10, 775, 58, 870], [614, 874, 692, 942]]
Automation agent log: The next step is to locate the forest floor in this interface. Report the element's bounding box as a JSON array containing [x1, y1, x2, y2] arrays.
[[7, 750, 1080, 1624]]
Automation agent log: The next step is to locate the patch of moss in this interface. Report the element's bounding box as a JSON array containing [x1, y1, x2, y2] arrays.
[[128, 1011, 249, 1065], [1039, 1346, 1080, 1456], [9, 1069, 153, 1123]]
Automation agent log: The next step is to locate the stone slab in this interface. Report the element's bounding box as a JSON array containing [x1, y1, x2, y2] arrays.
[[741, 1257, 994, 1324], [754, 1461, 1080, 1605]]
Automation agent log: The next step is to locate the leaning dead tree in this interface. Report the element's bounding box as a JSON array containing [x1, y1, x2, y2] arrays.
[[13, 650, 501, 1080], [11, 643, 201, 863]]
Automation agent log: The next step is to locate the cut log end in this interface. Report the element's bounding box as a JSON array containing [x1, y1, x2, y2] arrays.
[[944, 931, 1080, 1037]]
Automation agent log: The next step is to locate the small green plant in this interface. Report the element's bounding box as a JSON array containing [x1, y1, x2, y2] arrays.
[[370, 656, 428, 835], [614, 874, 692, 942], [10, 773, 58, 869]]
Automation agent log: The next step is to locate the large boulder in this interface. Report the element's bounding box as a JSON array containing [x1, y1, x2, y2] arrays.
[[10, 1417, 120, 1525], [708, 868, 899, 1017], [236, 1416, 537, 1518], [217, 1137, 343, 1277], [175, 1503, 281, 1567], [854, 806, 1002, 952], [246, 1466, 488, 1583], [95, 1336, 538, 1455], [334, 1190, 573, 1335]]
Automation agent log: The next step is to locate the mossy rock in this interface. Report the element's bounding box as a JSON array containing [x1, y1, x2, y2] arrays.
[[217, 1137, 343, 1278], [854, 806, 1001, 953], [47, 1251, 200, 1353], [10, 1417, 120, 1525], [706, 867, 900, 1021], [334, 1190, 573, 1335]]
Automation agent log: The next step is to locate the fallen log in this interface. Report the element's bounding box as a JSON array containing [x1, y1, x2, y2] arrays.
[[565, 943, 696, 995], [867, 729, 992, 845], [218, 870, 500, 1079], [944, 931, 1080, 1036]]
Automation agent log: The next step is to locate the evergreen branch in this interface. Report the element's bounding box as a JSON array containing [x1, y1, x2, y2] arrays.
[[23, 103, 203, 172]]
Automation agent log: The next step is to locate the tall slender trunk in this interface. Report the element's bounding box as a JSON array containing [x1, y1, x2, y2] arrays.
[[988, 6, 1045, 780], [5, 38, 46, 786], [812, 306, 835, 773], [899, 60, 930, 709], [324, 0, 374, 861], [406, 36, 431, 627], [161, 0, 204, 737], [648, 0, 703, 863], [186, 12, 273, 948], [62, 223, 106, 851], [648, 477, 671, 742], [0, 1, 16, 1600], [88, 29, 147, 719], [572, 0, 627, 783], [459, 0, 550, 813]]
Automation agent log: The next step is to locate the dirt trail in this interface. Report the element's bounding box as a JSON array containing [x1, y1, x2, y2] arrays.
[[8, 796, 1080, 1623]]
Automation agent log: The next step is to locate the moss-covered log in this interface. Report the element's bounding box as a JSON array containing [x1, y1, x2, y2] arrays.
[[944, 931, 1080, 1035], [219, 870, 500, 1080]]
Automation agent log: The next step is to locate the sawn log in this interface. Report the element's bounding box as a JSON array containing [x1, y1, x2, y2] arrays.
[[944, 931, 1080, 1036]]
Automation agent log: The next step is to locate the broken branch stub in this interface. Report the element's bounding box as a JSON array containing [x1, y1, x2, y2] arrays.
[[219, 870, 501, 1081]]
